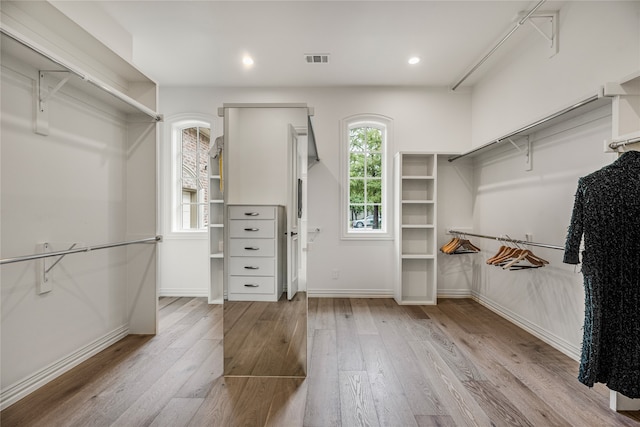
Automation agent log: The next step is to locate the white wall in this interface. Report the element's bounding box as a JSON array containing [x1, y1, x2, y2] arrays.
[[470, 1, 640, 147], [1, 1, 158, 407], [159, 86, 471, 297], [1, 57, 129, 394], [463, 1, 640, 359], [471, 105, 615, 359]]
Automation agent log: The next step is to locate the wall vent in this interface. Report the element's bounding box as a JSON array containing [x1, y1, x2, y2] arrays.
[[305, 54, 329, 64]]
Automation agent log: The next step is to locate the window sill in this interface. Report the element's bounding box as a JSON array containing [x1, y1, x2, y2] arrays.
[[341, 232, 393, 241]]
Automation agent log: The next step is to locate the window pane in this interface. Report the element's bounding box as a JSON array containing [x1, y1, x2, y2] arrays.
[[198, 129, 210, 180], [366, 205, 383, 229], [344, 117, 388, 236], [366, 153, 382, 177], [349, 179, 365, 203], [367, 179, 382, 203], [349, 204, 364, 219], [350, 205, 365, 229], [182, 128, 197, 179], [349, 128, 366, 152], [366, 128, 382, 152], [175, 122, 211, 231], [350, 153, 365, 177]]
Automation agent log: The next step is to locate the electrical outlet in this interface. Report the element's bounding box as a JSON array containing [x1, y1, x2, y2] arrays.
[[331, 269, 339, 280]]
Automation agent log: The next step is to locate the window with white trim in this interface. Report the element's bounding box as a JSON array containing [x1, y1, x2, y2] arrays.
[[341, 114, 393, 239], [172, 121, 210, 231]]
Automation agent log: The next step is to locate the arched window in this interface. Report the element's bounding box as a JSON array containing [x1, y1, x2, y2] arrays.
[[172, 121, 210, 231], [341, 114, 393, 239]]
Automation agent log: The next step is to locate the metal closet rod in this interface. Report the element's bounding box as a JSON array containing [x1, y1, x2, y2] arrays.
[[0, 236, 162, 266], [448, 94, 601, 162], [0, 28, 162, 122], [450, 0, 547, 91], [448, 230, 564, 251], [609, 136, 640, 150]]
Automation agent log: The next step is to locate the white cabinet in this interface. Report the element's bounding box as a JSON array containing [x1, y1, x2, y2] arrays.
[[208, 152, 225, 304], [226, 205, 285, 301], [394, 153, 437, 305]]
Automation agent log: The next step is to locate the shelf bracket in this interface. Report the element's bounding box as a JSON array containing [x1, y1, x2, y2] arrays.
[[525, 11, 559, 57], [36, 70, 70, 136], [507, 137, 523, 153], [507, 136, 532, 171]]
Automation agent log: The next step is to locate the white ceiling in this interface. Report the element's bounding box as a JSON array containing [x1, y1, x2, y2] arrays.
[[57, 1, 560, 88]]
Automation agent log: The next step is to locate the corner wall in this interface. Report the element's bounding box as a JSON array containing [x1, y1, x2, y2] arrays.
[[464, 0, 640, 360], [472, 105, 615, 359]]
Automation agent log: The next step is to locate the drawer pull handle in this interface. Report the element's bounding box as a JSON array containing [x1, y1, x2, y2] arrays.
[[244, 212, 259, 216], [244, 228, 259, 232], [244, 266, 259, 270], [244, 283, 259, 287], [245, 247, 259, 251]]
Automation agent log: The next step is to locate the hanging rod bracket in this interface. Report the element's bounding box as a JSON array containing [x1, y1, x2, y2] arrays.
[[37, 242, 79, 294], [36, 70, 70, 136], [36, 243, 52, 294]]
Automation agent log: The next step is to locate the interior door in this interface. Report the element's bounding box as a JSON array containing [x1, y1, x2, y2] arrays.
[[287, 125, 300, 300]]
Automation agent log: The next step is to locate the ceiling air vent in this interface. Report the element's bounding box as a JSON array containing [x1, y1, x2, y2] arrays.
[[305, 54, 329, 64]]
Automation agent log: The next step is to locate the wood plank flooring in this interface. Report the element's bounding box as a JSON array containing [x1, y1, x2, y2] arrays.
[[224, 292, 307, 377], [2, 297, 639, 426]]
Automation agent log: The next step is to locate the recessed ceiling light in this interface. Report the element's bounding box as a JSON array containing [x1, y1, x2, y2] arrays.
[[408, 56, 421, 65], [242, 56, 254, 66]]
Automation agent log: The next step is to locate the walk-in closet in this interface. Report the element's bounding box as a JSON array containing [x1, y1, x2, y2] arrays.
[[2, 0, 640, 425]]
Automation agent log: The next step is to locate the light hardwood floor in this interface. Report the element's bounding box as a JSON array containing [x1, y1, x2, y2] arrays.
[[1, 297, 639, 426]]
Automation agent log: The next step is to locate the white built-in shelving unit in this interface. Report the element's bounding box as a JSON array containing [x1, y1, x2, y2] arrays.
[[394, 152, 437, 305], [208, 153, 225, 304]]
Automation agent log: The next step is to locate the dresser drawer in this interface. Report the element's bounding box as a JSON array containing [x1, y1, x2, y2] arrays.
[[229, 238, 275, 257], [229, 257, 275, 276], [229, 220, 275, 238], [229, 276, 275, 294], [228, 205, 275, 220]]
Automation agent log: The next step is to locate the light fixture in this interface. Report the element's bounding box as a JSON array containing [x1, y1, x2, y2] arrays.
[[408, 56, 421, 65], [242, 56, 254, 66]]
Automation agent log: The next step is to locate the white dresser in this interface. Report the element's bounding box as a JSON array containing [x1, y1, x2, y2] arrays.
[[226, 205, 285, 301]]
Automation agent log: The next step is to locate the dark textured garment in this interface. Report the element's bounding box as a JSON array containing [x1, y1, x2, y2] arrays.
[[564, 150, 640, 398]]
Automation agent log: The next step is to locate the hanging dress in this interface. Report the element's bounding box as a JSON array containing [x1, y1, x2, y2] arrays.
[[564, 150, 640, 398]]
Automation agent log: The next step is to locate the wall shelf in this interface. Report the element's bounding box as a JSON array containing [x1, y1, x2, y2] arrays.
[[0, 29, 161, 123], [448, 93, 611, 162]]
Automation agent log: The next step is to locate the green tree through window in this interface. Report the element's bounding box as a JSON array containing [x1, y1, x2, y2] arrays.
[[349, 126, 383, 230]]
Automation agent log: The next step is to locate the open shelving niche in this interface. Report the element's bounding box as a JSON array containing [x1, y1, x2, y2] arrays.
[[394, 152, 437, 305], [208, 153, 225, 304]]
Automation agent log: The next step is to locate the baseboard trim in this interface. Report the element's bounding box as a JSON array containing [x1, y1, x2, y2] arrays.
[[470, 291, 581, 362], [308, 289, 394, 298], [0, 325, 129, 411], [438, 289, 472, 298], [159, 288, 208, 297]]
